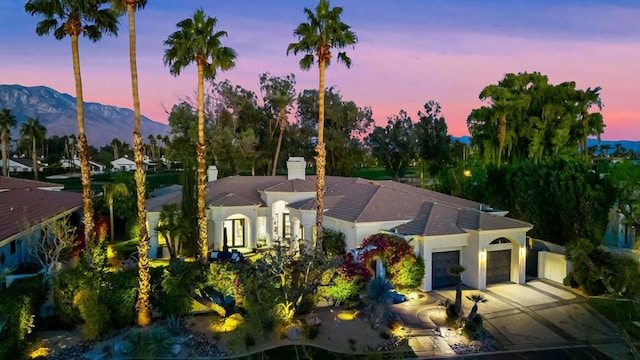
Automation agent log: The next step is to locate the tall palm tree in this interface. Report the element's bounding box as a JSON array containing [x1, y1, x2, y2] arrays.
[[25, 0, 118, 246], [102, 182, 130, 243], [287, 0, 357, 250], [0, 108, 17, 177], [576, 86, 603, 158], [268, 91, 295, 176], [110, 0, 150, 326], [164, 9, 237, 265], [20, 117, 47, 180]]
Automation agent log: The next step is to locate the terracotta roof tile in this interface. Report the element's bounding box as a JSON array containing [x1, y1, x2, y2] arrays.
[[0, 176, 62, 190], [0, 188, 83, 242]]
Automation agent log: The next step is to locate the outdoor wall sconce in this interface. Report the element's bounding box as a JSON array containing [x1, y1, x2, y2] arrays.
[[519, 247, 526, 257], [479, 250, 486, 261]]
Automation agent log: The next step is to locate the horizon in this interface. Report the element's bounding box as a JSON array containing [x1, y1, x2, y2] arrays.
[[1, 1, 639, 141]]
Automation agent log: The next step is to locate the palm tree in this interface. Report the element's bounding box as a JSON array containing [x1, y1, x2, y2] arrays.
[[164, 9, 237, 265], [575, 86, 603, 158], [20, 117, 47, 180], [102, 182, 130, 243], [448, 264, 466, 318], [268, 92, 295, 176], [465, 294, 487, 321], [0, 108, 17, 177], [110, 0, 150, 326], [25, 0, 118, 246], [287, 0, 357, 250]]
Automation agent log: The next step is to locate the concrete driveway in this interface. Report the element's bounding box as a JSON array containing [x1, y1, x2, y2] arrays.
[[394, 279, 633, 359]]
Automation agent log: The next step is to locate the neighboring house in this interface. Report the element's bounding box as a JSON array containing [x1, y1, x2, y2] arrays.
[[147, 158, 533, 291], [60, 157, 106, 174], [111, 156, 136, 172], [0, 158, 35, 173], [111, 156, 155, 172], [0, 177, 83, 271]]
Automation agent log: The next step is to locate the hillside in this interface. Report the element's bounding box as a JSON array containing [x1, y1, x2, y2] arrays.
[[0, 84, 169, 146]]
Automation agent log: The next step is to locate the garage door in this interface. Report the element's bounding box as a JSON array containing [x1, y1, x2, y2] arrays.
[[432, 251, 460, 289], [487, 250, 511, 284]]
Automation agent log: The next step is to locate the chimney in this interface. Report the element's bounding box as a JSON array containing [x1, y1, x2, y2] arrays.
[[287, 157, 306, 180], [207, 165, 218, 182]]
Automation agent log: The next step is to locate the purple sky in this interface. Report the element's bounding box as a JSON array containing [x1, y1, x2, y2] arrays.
[[1, 0, 639, 140]]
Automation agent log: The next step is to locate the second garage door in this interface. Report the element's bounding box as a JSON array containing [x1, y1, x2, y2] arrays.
[[432, 251, 460, 289], [487, 250, 511, 284]]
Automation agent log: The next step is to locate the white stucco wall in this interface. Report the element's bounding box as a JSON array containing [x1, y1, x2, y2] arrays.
[[538, 251, 571, 284]]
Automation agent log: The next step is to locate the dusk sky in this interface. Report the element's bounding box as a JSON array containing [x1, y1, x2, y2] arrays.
[[1, 0, 639, 140]]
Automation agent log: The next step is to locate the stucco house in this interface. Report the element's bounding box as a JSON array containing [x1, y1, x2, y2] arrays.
[[0, 177, 83, 271], [146, 157, 532, 291], [0, 157, 36, 173], [111, 156, 155, 172], [60, 157, 106, 174]]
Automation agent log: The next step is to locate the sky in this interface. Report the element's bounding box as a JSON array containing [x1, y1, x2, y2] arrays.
[[1, 0, 639, 140]]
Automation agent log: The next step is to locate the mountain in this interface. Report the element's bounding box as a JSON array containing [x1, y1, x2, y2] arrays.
[[453, 136, 640, 154], [0, 84, 169, 146]]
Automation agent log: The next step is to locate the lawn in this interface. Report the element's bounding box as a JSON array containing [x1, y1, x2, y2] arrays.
[[588, 297, 640, 341]]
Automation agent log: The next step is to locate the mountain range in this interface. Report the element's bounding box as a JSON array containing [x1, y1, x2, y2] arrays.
[[454, 136, 640, 154], [0, 84, 169, 147]]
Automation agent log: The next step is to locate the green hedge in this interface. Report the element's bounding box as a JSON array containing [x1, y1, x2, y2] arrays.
[[0, 275, 45, 358]]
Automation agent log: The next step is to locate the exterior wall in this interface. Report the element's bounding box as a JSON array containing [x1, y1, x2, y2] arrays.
[[147, 211, 160, 259], [111, 158, 136, 172], [209, 205, 260, 251], [538, 251, 571, 284], [475, 229, 529, 290]]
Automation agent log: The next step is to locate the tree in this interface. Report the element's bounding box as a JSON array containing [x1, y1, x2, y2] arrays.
[[25, 215, 77, 286], [164, 9, 237, 265], [0, 108, 17, 177], [287, 0, 358, 249], [608, 161, 640, 248], [575, 86, 604, 158], [415, 101, 452, 175], [261, 73, 296, 176], [25, 0, 119, 248], [465, 294, 487, 321], [111, 0, 151, 326], [448, 264, 466, 318], [366, 111, 418, 181], [102, 182, 129, 243], [155, 204, 189, 260], [20, 117, 47, 180]]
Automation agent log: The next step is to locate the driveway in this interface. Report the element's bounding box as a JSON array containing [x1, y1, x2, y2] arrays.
[[392, 279, 633, 359]]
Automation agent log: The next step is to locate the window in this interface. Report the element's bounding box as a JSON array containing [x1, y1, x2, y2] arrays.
[[223, 219, 245, 248], [282, 213, 290, 238], [10, 240, 16, 255]]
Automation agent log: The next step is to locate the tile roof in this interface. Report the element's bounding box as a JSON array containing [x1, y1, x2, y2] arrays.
[[0, 187, 83, 242], [0, 176, 62, 190], [148, 174, 533, 236]]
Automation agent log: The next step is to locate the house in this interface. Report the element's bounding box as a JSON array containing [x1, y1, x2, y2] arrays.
[[111, 156, 155, 172], [60, 157, 106, 174], [0, 177, 83, 271], [0, 158, 35, 173], [146, 157, 532, 291]]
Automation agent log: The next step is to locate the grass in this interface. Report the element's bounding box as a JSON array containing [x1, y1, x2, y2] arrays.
[[588, 297, 640, 340], [110, 239, 139, 260]]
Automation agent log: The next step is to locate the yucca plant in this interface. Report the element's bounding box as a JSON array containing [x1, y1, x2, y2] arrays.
[[466, 294, 488, 321]]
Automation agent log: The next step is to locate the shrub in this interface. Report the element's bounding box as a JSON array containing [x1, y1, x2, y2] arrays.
[[322, 229, 347, 256], [53, 266, 89, 326], [103, 268, 138, 329], [158, 261, 201, 316], [389, 254, 425, 289], [74, 289, 112, 341], [0, 275, 44, 358], [330, 270, 365, 307]]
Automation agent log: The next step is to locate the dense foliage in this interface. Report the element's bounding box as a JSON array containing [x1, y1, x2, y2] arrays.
[[0, 275, 45, 358], [467, 72, 604, 165]]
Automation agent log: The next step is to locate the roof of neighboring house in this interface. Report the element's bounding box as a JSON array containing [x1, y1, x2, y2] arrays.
[[0, 176, 63, 191], [8, 158, 35, 167], [0, 186, 83, 242], [147, 174, 533, 235], [111, 157, 136, 165]]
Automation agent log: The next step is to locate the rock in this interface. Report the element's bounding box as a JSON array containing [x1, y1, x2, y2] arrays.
[[306, 313, 321, 325], [171, 344, 182, 356], [286, 325, 303, 340]]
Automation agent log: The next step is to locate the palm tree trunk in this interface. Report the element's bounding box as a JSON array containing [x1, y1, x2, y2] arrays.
[[1, 129, 7, 177], [497, 113, 506, 167], [315, 59, 327, 252], [196, 62, 208, 265], [582, 111, 588, 158], [71, 33, 95, 246], [109, 198, 114, 243], [271, 109, 286, 176], [126, 5, 151, 326], [32, 137, 38, 180]]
